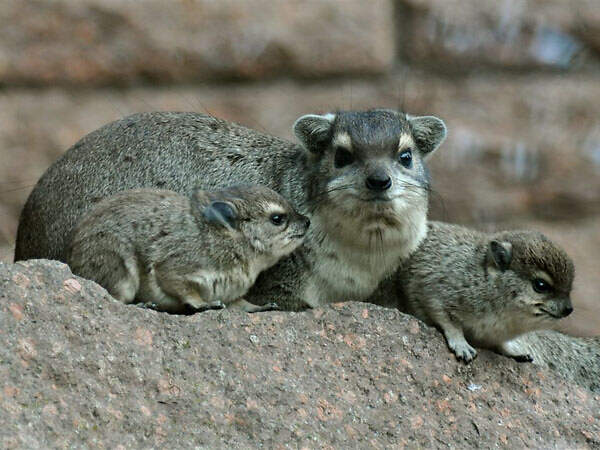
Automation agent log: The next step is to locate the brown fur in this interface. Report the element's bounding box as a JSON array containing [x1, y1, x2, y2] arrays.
[[375, 221, 575, 363], [66, 185, 309, 313]]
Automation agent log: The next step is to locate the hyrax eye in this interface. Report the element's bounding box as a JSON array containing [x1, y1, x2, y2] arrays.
[[398, 149, 413, 168], [270, 213, 287, 226], [532, 278, 552, 294], [334, 147, 355, 168]]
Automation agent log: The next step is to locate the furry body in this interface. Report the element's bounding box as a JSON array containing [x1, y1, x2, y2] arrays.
[[383, 221, 575, 362], [17, 110, 446, 309], [66, 186, 309, 313]]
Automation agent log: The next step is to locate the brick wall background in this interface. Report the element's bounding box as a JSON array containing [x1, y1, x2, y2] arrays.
[[1, 0, 599, 334]]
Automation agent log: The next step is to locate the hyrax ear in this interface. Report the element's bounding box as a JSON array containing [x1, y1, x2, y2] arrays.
[[202, 201, 238, 229], [408, 115, 447, 158], [489, 240, 513, 272], [293, 113, 335, 153]]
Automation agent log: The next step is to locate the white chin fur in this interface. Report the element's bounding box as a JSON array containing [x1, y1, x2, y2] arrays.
[[305, 196, 428, 303]]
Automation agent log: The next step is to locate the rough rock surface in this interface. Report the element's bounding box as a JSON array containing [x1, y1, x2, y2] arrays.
[[0, 0, 393, 86], [401, 0, 599, 70], [1, 260, 599, 448]]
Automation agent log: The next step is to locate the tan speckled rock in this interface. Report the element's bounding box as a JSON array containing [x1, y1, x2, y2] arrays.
[[0, 260, 599, 448], [0, 0, 394, 86]]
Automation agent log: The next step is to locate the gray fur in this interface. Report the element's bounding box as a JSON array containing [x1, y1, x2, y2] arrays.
[[507, 331, 600, 393], [16, 109, 446, 310], [377, 221, 575, 363], [202, 201, 237, 229], [66, 185, 309, 314]]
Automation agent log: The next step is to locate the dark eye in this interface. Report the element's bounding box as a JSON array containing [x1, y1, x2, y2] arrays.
[[334, 147, 355, 168], [270, 213, 287, 226], [532, 278, 552, 294], [398, 149, 413, 168]]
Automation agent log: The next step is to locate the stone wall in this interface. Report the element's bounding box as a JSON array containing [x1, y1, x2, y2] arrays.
[[1, 0, 599, 334]]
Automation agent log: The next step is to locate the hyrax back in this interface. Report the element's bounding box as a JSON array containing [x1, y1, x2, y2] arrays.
[[18, 109, 446, 310], [66, 185, 309, 313], [397, 221, 574, 363]]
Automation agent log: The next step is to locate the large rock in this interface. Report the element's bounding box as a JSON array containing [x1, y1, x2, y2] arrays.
[[0, 0, 394, 86], [399, 0, 599, 71], [2, 74, 600, 226], [0, 260, 599, 447]]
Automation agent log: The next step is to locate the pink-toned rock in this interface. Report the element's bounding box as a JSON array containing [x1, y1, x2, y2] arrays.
[[0, 259, 599, 447], [0, 0, 394, 86], [400, 0, 598, 70]]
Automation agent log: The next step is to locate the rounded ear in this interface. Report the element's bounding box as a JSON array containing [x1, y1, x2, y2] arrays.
[[489, 240, 513, 272], [408, 115, 447, 158], [293, 113, 335, 153], [202, 201, 238, 229]]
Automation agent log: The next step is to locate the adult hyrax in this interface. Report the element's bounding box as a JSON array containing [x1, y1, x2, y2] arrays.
[[16, 109, 446, 310], [395, 221, 574, 363], [66, 185, 310, 314]]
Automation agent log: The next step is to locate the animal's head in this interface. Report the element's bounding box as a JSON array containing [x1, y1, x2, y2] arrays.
[[294, 109, 446, 244], [195, 184, 310, 260], [487, 230, 575, 327]]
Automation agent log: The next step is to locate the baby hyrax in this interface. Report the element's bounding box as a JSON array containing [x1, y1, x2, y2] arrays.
[[66, 185, 310, 314], [397, 221, 574, 363]]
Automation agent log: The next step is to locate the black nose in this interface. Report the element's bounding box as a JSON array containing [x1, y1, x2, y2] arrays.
[[562, 306, 573, 317], [303, 216, 311, 229], [365, 172, 392, 191]]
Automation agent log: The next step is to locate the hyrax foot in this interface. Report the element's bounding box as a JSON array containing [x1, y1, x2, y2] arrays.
[[439, 321, 477, 363], [448, 339, 478, 363], [247, 302, 280, 313], [137, 302, 160, 311], [227, 298, 280, 313], [181, 301, 226, 315], [194, 301, 226, 313], [499, 341, 534, 363], [510, 354, 534, 363]]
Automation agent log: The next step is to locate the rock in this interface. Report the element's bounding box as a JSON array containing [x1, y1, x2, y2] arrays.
[[0, 259, 599, 447], [0, 0, 394, 86], [399, 0, 598, 71]]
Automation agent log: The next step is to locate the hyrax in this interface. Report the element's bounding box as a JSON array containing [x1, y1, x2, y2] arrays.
[[16, 110, 446, 310], [395, 221, 574, 363], [66, 185, 310, 314]]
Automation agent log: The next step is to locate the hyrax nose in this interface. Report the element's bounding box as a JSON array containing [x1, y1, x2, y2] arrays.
[[562, 305, 574, 317], [365, 170, 392, 192]]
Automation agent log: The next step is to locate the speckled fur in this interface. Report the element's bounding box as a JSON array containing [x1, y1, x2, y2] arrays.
[[388, 221, 575, 363], [16, 110, 446, 309], [508, 330, 600, 392], [66, 185, 308, 313]]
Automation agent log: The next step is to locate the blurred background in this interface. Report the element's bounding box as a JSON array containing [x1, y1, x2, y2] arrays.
[[0, 0, 598, 334]]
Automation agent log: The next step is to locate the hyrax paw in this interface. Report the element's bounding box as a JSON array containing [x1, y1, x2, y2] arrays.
[[192, 301, 226, 313], [262, 302, 280, 311], [450, 342, 477, 363], [511, 354, 534, 363], [138, 302, 159, 310], [247, 302, 280, 313]]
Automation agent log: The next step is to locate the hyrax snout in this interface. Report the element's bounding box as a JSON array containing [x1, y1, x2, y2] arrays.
[[66, 184, 309, 314], [397, 221, 575, 363], [294, 109, 445, 216]]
